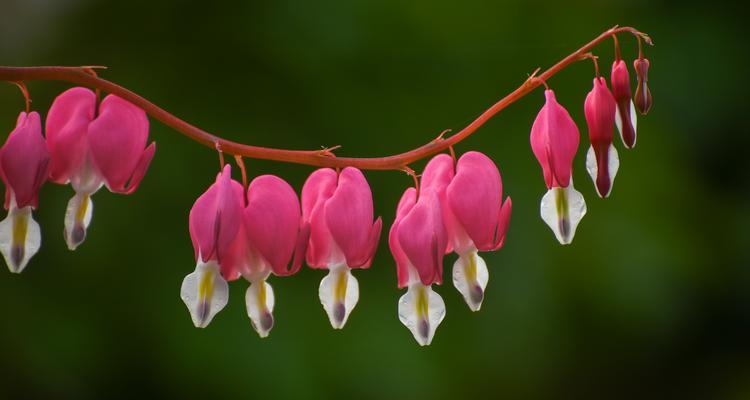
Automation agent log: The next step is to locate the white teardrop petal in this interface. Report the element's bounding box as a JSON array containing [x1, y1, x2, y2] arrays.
[[64, 192, 94, 251], [245, 280, 275, 338], [630, 100, 638, 138], [398, 283, 446, 346], [540, 183, 587, 245], [607, 144, 620, 195], [0, 205, 41, 273], [585, 145, 598, 192], [615, 101, 638, 149], [318, 264, 359, 329], [452, 251, 489, 311], [180, 260, 229, 328]]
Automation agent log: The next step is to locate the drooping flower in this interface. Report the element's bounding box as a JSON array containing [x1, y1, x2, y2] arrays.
[[0, 112, 50, 273], [46, 87, 156, 250], [584, 77, 620, 198], [530, 89, 586, 245], [444, 152, 511, 311], [181, 165, 243, 328], [225, 175, 309, 337], [301, 167, 382, 329], [611, 60, 637, 149], [633, 57, 652, 115], [389, 183, 448, 346]]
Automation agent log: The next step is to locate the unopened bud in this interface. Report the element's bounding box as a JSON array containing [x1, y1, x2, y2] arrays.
[[633, 58, 652, 115]]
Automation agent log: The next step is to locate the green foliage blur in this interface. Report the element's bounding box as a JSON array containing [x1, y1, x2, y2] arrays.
[[1, 0, 748, 398]]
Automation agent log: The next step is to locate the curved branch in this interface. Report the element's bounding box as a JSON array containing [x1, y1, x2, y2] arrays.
[[0, 26, 649, 171]]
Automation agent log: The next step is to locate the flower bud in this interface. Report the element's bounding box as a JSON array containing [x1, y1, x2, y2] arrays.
[[633, 58, 652, 115]]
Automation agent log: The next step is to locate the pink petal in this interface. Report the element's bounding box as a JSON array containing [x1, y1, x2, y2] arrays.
[[87, 94, 153, 194], [324, 167, 380, 268], [45, 87, 96, 184], [243, 175, 301, 276], [421, 154, 456, 254], [285, 221, 310, 277], [446, 151, 503, 252], [189, 165, 244, 263], [389, 187, 417, 288], [421, 154, 454, 193], [0, 112, 50, 209], [301, 168, 338, 268], [530, 90, 580, 188], [397, 191, 447, 286], [491, 197, 512, 251]]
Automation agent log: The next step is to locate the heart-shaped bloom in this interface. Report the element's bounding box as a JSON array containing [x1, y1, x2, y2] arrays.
[[224, 174, 309, 337], [180, 165, 243, 328], [584, 77, 620, 198], [530, 89, 586, 245], [445, 152, 512, 311], [301, 167, 382, 329], [633, 58, 652, 115], [611, 60, 637, 149], [389, 184, 447, 346], [46, 87, 156, 250], [0, 112, 50, 273]]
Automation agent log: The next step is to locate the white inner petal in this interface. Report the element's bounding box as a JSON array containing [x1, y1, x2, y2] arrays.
[[398, 283, 446, 346], [615, 101, 638, 148], [318, 264, 359, 329], [540, 182, 587, 245], [452, 251, 488, 311], [629, 100, 638, 145], [585, 145, 620, 198], [245, 279, 276, 338], [585, 145, 598, 193], [0, 202, 41, 274], [607, 144, 620, 195], [180, 260, 229, 328], [64, 192, 94, 251]]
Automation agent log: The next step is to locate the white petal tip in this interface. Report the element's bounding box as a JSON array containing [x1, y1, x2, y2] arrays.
[[0, 206, 41, 274], [540, 184, 587, 245], [398, 284, 446, 346], [319, 266, 359, 329], [64, 193, 93, 251], [180, 261, 229, 328], [246, 280, 275, 338], [452, 252, 489, 312]]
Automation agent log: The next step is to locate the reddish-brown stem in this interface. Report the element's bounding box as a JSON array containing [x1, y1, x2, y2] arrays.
[[613, 34, 622, 61], [0, 26, 649, 171], [581, 53, 600, 78], [11, 81, 31, 113], [234, 155, 248, 194]]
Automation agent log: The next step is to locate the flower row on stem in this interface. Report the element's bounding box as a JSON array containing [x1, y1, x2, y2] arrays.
[[0, 26, 652, 345]]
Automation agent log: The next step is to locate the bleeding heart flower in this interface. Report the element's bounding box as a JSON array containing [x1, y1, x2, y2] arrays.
[[388, 154, 453, 346], [301, 167, 382, 329], [180, 165, 244, 328], [225, 174, 309, 338], [46, 87, 156, 250], [530, 89, 586, 245], [0, 111, 50, 273], [389, 181, 448, 346], [611, 60, 637, 149], [444, 152, 511, 311], [584, 77, 620, 198], [633, 58, 652, 115]]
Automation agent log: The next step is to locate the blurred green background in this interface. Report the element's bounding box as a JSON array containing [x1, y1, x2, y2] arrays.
[[1, 0, 748, 398]]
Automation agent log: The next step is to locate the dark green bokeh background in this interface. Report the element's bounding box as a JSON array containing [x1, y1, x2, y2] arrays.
[[1, 0, 748, 398]]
